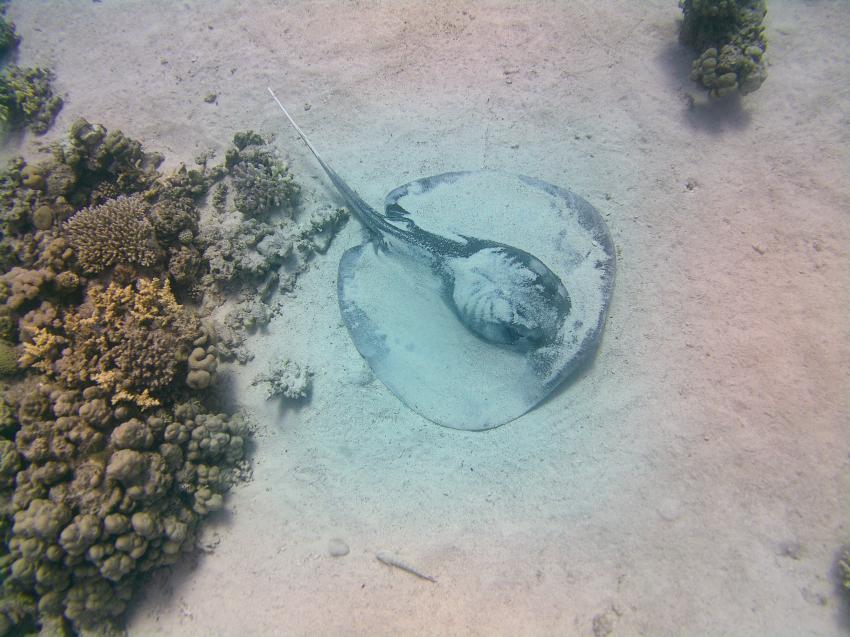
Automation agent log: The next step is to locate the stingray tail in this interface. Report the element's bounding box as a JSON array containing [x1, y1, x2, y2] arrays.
[[267, 87, 389, 239]]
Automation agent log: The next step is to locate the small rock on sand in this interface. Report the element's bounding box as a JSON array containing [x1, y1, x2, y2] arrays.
[[328, 538, 350, 557]]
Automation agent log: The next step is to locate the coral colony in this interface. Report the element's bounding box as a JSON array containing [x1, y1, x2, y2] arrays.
[[679, 0, 768, 97]]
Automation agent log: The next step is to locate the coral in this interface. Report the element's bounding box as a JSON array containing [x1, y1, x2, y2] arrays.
[[157, 160, 223, 205], [255, 227, 294, 263], [227, 298, 272, 334], [167, 245, 202, 288], [213, 322, 252, 364], [0, 438, 20, 488], [252, 359, 312, 400], [0, 65, 63, 134], [225, 131, 299, 218], [679, 0, 767, 97], [35, 235, 76, 274], [299, 205, 348, 254], [186, 346, 217, 390], [196, 132, 347, 309], [31, 204, 54, 230], [149, 194, 197, 244], [0, 338, 17, 376], [53, 118, 163, 207], [65, 194, 161, 274], [110, 418, 154, 450], [0, 158, 38, 240], [18, 278, 202, 408], [0, 117, 271, 634], [1, 266, 54, 311], [200, 217, 277, 289], [0, 12, 19, 56], [59, 513, 101, 557], [0, 383, 249, 635]]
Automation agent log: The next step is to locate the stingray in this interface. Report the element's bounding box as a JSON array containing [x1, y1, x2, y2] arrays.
[[268, 88, 615, 431]]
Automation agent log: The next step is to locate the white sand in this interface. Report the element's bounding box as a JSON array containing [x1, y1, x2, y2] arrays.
[[5, 1, 849, 635]]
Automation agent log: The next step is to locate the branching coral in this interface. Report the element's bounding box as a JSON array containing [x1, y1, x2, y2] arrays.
[[65, 194, 161, 274], [19, 278, 201, 409], [679, 0, 768, 97]]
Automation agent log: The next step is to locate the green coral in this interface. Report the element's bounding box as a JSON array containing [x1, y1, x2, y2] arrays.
[[0, 65, 63, 134], [679, 0, 768, 97]]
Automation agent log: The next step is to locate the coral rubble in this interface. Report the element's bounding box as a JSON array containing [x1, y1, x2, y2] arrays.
[[679, 0, 768, 97]]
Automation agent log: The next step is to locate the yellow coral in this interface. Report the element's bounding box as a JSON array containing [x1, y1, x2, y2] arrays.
[[110, 388, 160, 409], [88, 278, 180, 325], [19, 277, 198, 410], [131, 278, 180, 323], [18, 327, 65, 373]]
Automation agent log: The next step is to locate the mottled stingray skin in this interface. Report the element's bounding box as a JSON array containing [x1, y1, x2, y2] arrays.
[[269, 89, 615, 431]]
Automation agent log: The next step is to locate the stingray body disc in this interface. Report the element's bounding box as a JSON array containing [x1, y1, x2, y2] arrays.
[[338, 171, 615, 431]]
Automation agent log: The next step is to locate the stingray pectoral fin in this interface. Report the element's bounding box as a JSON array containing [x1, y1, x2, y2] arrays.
[[338, 241, 546, 431], [338, 245, 390, 362]]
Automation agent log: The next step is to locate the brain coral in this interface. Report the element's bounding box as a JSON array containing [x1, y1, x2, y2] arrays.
[[64, 194, 160, 273]]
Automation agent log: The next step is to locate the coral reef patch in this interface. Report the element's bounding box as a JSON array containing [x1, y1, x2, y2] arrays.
[[0, 113, 346, 634], [0, 121, 242, 635]]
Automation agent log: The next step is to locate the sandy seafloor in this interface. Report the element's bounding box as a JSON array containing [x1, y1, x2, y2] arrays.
[[4, 1, 850, 635]]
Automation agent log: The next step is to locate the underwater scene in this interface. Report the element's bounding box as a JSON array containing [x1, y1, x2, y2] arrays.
[[0, 1, 847, 635]]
